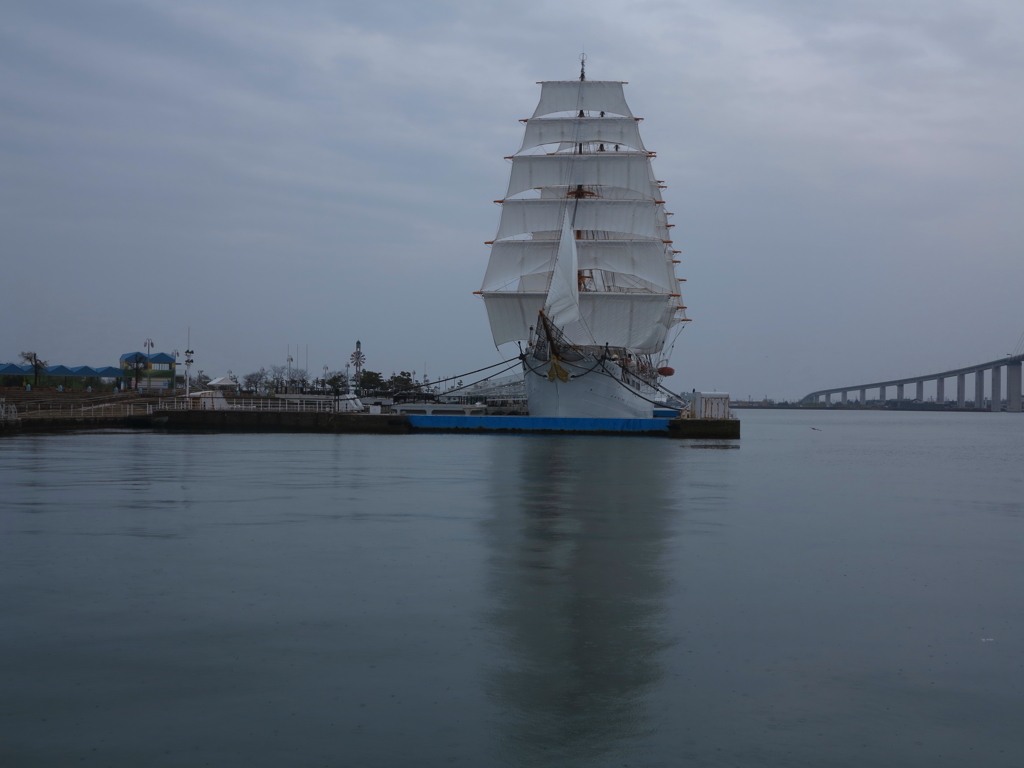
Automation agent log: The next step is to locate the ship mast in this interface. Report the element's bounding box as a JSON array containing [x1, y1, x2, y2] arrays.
[[574, 53, 591, 291]]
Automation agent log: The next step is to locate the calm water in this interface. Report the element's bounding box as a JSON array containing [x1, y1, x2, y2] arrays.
[[2, 411, 1023, 766]]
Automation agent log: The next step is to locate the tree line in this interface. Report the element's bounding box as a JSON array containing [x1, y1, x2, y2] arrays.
[[229, 367, 436, 396]]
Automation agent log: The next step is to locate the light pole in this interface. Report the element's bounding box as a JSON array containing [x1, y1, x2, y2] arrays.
[[143, 338, 154, 392], [171, 349, 179, 392], [184, 348, 195, 396], [286, 346, 294, 394], [323, 364, 329, 394]]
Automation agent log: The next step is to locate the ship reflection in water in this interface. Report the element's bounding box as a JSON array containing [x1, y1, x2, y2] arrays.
[[483, 437, 675, 764]]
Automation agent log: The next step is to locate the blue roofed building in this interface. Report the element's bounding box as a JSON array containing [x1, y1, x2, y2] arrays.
[[0, 360, 126, 389], [120, 351, 177, 390]]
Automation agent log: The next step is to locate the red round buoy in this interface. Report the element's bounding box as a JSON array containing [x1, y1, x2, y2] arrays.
[[657, 366, 675, 377]]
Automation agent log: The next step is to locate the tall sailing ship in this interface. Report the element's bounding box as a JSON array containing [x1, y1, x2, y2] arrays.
[[478, 62, 689, 419]]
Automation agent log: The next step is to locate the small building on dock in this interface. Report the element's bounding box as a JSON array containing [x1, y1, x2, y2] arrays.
[[120, 352, 177, 390]]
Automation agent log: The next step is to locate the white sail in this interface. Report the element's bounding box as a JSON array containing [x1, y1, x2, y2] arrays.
[[482, 241, 558, 291], [544, 215, 580, 327], [579, 241, 677, 290], [562, 292, 674, 350], [482, 240, 676, 292], [481, 73, 686, 366], [481, 292, 674, 352], [495, 199, 660, 241], [482, 293, 546, 346], [519, 117, 645, 153], [505, 154, 654, 200], [532, 81, 632, 118]]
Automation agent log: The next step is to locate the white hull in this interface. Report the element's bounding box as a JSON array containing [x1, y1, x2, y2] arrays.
[[524, 358, 655, 419]]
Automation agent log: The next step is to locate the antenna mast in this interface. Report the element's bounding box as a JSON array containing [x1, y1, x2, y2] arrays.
[[579, 52, 586, 81]]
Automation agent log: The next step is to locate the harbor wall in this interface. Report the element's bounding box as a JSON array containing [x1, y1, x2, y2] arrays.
[[3, 410, 739, 439], [667, 418, 741, 438], [156, 411, 738, 437], [154, 410, 409, 433], [0, 416, 152, 434]]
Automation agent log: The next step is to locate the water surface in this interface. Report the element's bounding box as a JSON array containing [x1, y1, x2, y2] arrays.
[[2, 410, 1023, 766]]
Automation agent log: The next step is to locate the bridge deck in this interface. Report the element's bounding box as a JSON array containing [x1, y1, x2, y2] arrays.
[[803, 354, 1024, 403]]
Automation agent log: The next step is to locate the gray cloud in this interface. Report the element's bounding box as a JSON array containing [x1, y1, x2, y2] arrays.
[[1, 0, 1021, 398]]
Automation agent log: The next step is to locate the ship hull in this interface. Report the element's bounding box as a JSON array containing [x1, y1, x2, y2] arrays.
[[523, 357, 655, 419]]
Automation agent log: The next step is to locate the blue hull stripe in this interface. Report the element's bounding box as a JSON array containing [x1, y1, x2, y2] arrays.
[[407, 415, 670, 433]]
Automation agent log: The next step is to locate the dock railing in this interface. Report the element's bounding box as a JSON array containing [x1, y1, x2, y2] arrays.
[[16, 403, 153, 419], [156, 397, 346, 413]]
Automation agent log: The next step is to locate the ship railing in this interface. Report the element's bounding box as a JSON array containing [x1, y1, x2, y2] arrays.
[[439, 395, 528, 405]]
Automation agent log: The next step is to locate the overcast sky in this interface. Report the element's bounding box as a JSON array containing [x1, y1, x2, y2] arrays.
[[2, 0, 1022, 398]]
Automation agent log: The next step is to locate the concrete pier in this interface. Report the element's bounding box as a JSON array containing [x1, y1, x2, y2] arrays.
[[146, 410, 740, 438], [936, 377, 945, 405], [991, 366, 1002, 412], [4, 409, 740, 438], [915, 381, 924, 402], [879, 385, 886, 401], [1008, 361, 1022, 413], [841, 391, 848, 404], [957, 374, 966, 408], [896, 383, 904, 401], [860, 388, 866, 403], [154, 411, 410, 433], [0, 415, 153, 434], [975, 370, 985, 409]]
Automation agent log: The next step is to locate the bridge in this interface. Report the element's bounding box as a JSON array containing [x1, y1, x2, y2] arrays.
[[801, 354, 1024, 411]]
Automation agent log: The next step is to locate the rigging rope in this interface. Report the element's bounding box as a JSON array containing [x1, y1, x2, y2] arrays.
[[590, 361, 685, 411], [521, 352, 684, 413], [439, 361, 523, 396], [387, 359, 517, 396], [520, 352, 607, 386], [1013, 328, 1024, 357], [655, 380, 688, 402]]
